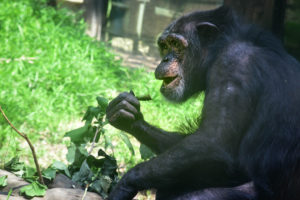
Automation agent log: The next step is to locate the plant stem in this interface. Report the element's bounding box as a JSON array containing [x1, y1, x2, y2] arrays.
[[130, 90, 152, 101], [81, 183, 89, 200], [88, 126, 100, 155], [136, 94, 152, 101], [0, 106, 44, 185]]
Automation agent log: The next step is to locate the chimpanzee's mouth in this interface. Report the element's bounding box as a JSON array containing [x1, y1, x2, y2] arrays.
[[162, 76, 181, 87]]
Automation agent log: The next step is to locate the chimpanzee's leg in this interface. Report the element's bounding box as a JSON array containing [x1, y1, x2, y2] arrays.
[[156, 182, 256, 200]]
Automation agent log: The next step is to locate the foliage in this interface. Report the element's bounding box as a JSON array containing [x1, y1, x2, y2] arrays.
[[0, 0, 121, 146], [0, 0, 204, 171], [3, 97, 125, 198], [19, 181, 47, 198], [0, 176, 8, 188], [4, 157, 47, 198], [43, 96, 154, 198], [62, 96, 118, 198]]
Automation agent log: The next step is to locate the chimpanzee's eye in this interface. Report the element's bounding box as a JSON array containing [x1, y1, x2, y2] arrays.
[[159, 43, 169, 57], [160, 43, 167, 50], [170, 40, 184, 57], [175, 42, 181, 50]]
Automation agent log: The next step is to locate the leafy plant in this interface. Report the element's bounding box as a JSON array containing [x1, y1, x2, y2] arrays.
[[4, 157, 47, 197], [2, 97, 118, 198], [0, 0, 204, 173], [0, 176, 8, 188], [58, 96, 154, 197], [60, 96, 118, 198], [19, 181, 47, 198]]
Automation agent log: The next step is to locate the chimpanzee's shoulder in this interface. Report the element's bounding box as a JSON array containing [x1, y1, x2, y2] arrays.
[[218, 41, 257, 68]]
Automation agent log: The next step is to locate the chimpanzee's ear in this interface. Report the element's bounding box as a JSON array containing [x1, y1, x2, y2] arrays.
[[196, 22, 219, 44]]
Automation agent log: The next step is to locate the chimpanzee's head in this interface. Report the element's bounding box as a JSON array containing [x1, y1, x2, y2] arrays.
[[155, 6, 233, 102]]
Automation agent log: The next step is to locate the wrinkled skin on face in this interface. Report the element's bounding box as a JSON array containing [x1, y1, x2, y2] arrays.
[[155, 33, 188, 102], [155, 22, 218, 102]]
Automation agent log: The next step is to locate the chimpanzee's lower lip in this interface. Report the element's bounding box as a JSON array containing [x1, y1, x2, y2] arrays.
[[162, 76, 181, 88]]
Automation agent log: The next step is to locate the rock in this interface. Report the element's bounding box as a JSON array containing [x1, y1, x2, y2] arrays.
[[0, 169, 29, 196], [0, 170, 103, 200], [0, 195, 26, 200], [41, 188, 103, 200], [48, 174, 81, 189]]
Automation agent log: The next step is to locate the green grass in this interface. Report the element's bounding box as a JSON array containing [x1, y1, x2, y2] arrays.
[[0, 0, 204, 169]]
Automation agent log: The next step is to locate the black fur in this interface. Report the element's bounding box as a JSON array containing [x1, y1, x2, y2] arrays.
[[106, 6, 300, 200]]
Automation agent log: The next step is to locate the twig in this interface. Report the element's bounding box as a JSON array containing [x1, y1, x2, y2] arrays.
[[0, 106, 44, 185], [81, 183, 89, 200], [130, 90, 152, 101], [88, 126, 100, 155], [136, 94, 152, 101]]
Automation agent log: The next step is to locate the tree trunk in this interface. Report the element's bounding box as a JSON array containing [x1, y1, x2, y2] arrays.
[[84, 0, 108, 40]]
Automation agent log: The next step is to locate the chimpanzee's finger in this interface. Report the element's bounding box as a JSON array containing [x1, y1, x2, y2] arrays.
[[107, 92, 128, 111], [129, 90, 135, 96], [108, 109, 135, 124], [106, 99, 139, 119], [107, 92, 140, 112]]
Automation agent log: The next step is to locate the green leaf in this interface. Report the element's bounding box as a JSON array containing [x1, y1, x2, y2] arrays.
[[4, 157, 25, 177], [119, 132, 135, 155], [67, 143, 89, 168], [4, 157, 25, 172], [97, 149, 118, 177], [66, 143, 76, 164], [42, 168, 56, 180], [23, 167, 38, 182], [71, 160, 93, 184], [51, 161, 71, 177], [65, 125, 89, 144], [89, 179, 103, 196], [89, 176, 111, 199], [86, 155, 105, 168], [96, 96, 108, 109], [98, 176, 112, 194], [98, 149, 108, 157], [104, 134, 113, 149], [0, 175, 8, 187], [82, 106, 101, 125], [78, 144, 89, 157], [64, 168, 71, 178], [65, 125, 94, 145], [52, 161, 67, 171], [19, 181, 47, 198], [139, 144, 155, 160], [24, 167, 36, 178], [101, 157, 118, 177], [6, 189, 12, 200]]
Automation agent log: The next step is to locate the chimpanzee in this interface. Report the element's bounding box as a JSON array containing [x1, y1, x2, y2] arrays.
[[106, 6, 300, 200]]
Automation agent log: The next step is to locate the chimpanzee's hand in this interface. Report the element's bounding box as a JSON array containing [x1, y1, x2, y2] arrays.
[[107, 179, 137, 200], [106, 92, 143, 133]]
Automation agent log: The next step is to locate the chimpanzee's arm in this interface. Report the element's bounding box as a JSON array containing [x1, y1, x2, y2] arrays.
[[108, 81, 255, 200], [130, 120, 186, 154], [106, 92, 186, 154]]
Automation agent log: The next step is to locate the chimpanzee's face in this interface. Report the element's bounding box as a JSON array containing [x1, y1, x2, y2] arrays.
[[155, 19, 219, 102], [155, 33, 189, 102]]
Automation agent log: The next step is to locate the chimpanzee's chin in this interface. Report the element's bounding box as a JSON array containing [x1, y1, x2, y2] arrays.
[[160, 87, 186, 103]]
